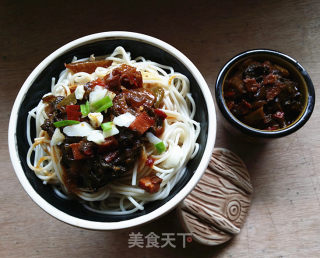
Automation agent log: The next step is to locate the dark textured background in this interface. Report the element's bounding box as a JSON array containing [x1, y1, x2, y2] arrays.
[[1, 0, 320, 257]]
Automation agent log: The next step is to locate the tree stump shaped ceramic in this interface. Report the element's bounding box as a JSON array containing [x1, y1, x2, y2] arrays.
[[178, 148, 253, 246]]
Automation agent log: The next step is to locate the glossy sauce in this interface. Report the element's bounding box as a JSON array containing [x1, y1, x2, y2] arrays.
[[223, 59, 304, 130]]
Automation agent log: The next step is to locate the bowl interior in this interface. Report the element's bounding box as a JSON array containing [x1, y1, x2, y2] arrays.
[[16, 39, 209, 222], [216, 50, 315, 137]]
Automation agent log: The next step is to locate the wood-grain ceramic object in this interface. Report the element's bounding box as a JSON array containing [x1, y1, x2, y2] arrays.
[[178, 148, 253, 245]]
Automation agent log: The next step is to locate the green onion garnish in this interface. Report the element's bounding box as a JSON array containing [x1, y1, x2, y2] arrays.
[[80, 101, 90, 116], [53, 120, 80, 127], [91, 96, 113, 112], [101, 122, 113, 131], [155, 141, 166, 154], [95, 102, 111, 113]]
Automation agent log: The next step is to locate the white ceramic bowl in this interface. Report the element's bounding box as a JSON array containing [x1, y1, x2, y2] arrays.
[[8, 31, 216, 230]]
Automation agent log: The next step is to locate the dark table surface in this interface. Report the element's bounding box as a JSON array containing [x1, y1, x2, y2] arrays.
[[1, 0, 320, 257]]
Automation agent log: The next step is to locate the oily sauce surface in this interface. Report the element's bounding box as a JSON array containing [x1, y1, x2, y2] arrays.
[[223, 59, 304, 130]]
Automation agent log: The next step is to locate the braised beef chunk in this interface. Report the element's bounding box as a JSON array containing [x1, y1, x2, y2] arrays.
[[104, 64, 142, 93], [40, 119, 55, 137], [43, 95, 65, 118], [118, 64, 142, 89], [41, 95, 67, 137], [139, 175, 163, 193], [42, 95, 59, 104], [79, 140, 96, 156], [112, 88, 155, 116], [105, 72, 121, 93], [123, 89, 155, 110], [224, 59, 303, 130], [65, 60, 112, 74], [129, 112, 155, 135]]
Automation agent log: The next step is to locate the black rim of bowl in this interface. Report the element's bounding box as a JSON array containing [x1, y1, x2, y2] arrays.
[[215, 49, 315, 138], [14, 37, 210, 223]]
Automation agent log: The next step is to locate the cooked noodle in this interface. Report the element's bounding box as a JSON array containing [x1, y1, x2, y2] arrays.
[[26, 46, 200, 215]]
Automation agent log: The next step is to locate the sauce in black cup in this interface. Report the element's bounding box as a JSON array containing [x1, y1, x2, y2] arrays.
[[215, 49, 315, 139]]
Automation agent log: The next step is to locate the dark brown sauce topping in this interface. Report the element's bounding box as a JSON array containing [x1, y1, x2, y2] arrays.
[[41, 63, 166, 193], [223, 59, 304, 130]]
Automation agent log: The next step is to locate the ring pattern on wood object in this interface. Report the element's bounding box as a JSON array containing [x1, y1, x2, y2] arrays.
[[226, 200, 241, 221], [178, 148, 253, 246]]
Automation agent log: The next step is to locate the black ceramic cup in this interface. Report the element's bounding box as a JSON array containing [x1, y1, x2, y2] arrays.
[[215, 49, 315, 140]]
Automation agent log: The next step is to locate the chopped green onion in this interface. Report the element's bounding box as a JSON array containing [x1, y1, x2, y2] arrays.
[[95, 102, 111, 113], [101, 122, 113, 131], [53, 120, 80, 127], [155, 141, 166, 154], [80, 101, 90, 116], [146, 132, 160, 145], [91, 95, 113, 112], [146, 132, 166, 153]]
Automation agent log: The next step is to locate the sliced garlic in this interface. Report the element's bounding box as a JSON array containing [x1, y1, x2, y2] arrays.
[[88, 112, 103, 128], [103, 124, 120, 138], [113, 112, 136, 127], [87, 130, 105, 144], [63, 122, 94, 137], [89, 86, 107, 104], [50, 128, 65, 146], [75, 85, 85, 100]]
